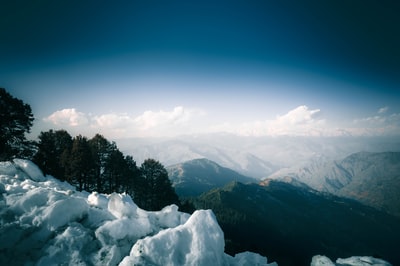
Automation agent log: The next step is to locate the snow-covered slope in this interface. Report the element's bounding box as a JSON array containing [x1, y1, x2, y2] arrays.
[[0, 159, 393, 265]]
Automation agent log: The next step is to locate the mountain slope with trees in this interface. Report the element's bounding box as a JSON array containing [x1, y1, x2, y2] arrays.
[[193, 181, 400, 266], [167, 158, 257, 197]]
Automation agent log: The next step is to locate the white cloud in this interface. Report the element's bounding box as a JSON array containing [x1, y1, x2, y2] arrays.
[[275, 105, 321, 125], [93, 113, 133, 128], [44, 108, 89, 127], [134, 106, 196, 130], [44, 106, 205, 138], [378, 106, 389, 114], [231, 105, 326, 137], [42, 105, 400, 138], [351, 108, 400, 136]]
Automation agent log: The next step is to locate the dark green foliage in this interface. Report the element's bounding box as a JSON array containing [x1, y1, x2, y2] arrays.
[[33, 129, 72, 180], [89, 134, 112, 193], [123, 155, 141, 198], [0, 88, 34, 161], [140, 159, 180, 211], [192, 181, 400, 266], [103, 145, 126, 193], [31, 131, 180, 211], [66, 135, 94, 191]]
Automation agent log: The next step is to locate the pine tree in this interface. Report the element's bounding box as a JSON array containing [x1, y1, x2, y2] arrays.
[[140, 159, 180, 211], [33, 129, 72, 180], [104, 144, 125, 193], [123, 155, 142, 201], [88, 134, 112, 193], [0, 88, 34, 160], [66, 135, 93, 191]]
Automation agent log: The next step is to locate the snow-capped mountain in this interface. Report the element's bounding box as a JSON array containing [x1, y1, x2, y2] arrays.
[[267, 152, 400, 217], [167, 158, 257, 197]]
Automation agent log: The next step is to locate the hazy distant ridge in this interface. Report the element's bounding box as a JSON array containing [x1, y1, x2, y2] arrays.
[[268, 151, 400, 217], [167, 158, 257, 197]]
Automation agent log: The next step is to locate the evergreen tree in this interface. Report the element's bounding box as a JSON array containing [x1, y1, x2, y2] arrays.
[[33, 129, 72, 180], [104, 144, 126, 193], [140, 158, 180, 211], [123, 155, 140, 196], [66, 135, 93, 191], [0, 88, 34, 160], [88, 134, 112, 193]]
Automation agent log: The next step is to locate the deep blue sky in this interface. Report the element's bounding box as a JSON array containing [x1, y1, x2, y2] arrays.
[[1, 0, 399, 138]]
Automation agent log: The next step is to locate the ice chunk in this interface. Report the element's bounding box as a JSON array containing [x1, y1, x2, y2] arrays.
[[9, 187, 48, 214], [153, 204, 190, 228], [34, 197, 88, 230], [37, 223, 95, 266], [311, 255, 393, 266], [336, 256, 392, 266], [0, 161, 17, 176], [120, 210, 226, 266], [311, 255, 336, 266], [88, 191, 109, 210], [13, 158, 45, 181], [95, 215, 152, 246], [108, 192, 138, 219], [230, 251, 278, 266]]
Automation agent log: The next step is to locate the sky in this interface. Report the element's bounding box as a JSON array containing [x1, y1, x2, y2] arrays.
[[1, 0, 400, 139]]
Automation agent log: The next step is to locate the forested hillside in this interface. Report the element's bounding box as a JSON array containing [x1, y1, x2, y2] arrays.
[[167, 158, 257, 197], [193, 181, 400, 266]]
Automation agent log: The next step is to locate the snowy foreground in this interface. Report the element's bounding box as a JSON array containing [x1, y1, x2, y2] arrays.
[[0, 159, 392, 266]]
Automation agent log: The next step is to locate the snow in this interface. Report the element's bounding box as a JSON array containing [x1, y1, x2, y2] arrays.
[[0, 159, 393, 266], [311, 255, 392, 266]]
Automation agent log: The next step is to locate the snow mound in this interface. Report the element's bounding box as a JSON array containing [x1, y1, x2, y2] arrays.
[[0, 160, 275, 265], [311, 255, 392, 266]]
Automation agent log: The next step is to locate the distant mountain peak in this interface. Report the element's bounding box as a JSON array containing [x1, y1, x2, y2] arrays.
[[167, 159, 257, 197]]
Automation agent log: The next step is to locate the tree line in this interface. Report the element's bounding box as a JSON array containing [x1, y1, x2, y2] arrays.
[[1, 88, 180, 211]]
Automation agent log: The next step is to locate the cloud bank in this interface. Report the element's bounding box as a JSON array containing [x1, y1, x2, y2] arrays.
[[43, 105, 400, 138], [44, 108, 89, 127], [43, 106, 206, 138]]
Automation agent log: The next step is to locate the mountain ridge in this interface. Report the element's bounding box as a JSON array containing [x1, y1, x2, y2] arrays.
[[193, 180, 400, 266], [118, 135, 400, 178], [267, 151, 400, 217], [167, 158, 257, 197]]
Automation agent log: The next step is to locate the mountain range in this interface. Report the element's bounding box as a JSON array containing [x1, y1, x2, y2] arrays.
[[267, 151, 400, 217], [192, 180, 400, 266], [118, 134, 400, 178], [119, 136, 400, 265]]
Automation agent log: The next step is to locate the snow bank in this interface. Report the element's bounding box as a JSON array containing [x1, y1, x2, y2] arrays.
[[311, 255, 392, 266], [0, 159, 275, 265], [0, 159, 393, 266]]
